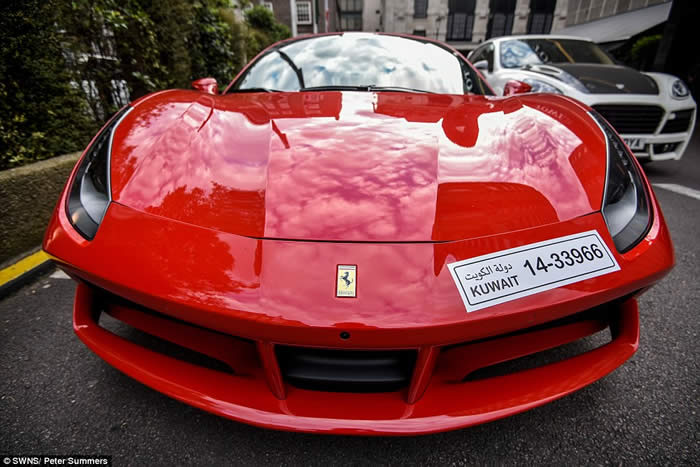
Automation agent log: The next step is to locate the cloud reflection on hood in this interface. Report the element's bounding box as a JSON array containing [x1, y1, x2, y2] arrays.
[[111, 90, 606, 242]]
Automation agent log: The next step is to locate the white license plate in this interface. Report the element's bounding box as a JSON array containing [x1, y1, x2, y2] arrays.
[[447, 231, 620, 312], [623, 138, 645, 150]]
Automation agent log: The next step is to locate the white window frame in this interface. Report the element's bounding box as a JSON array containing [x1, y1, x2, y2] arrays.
[[262, 1, 274, 12], [296, 1, 312, 25]]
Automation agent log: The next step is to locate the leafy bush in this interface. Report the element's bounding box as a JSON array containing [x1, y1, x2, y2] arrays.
[[245, 5, 291, 61], [628, 34, 662, 70], [0, 0, 97, 170], [190, 0, 245, 88], [610, 34, 663, 71], [1, 0, 288, 170]]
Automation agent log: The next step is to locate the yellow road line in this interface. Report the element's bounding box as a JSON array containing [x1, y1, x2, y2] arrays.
[[0, 250, 51, 287]]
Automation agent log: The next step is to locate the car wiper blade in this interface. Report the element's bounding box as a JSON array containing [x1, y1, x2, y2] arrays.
[[230, 87, 284, 93], [367, 85, 434, 94], [300, 85, 371, 91], [300, 85, 434, 93]]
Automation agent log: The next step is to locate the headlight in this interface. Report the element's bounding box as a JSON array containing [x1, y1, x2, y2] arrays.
[[671, 79, 690, 99], [522, 78, 563, 94], [590, 111, 651, 253], [67, 105, 131, 240]]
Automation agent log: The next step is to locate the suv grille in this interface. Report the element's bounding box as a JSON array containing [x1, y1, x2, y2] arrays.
[[592, 104, 664, 134]]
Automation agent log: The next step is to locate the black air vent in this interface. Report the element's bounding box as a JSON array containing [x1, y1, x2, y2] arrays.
[[661, 109, 694, 133], [277, 347, 416, 393], [592, 104, 664, 134]]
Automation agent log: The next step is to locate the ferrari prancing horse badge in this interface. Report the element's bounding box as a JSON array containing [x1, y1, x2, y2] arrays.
[[336, 265, 357, 298]]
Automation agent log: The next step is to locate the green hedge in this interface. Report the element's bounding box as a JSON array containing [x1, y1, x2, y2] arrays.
[[0, 152, 80, 263], [0, 0, 289, 171], [0, 0, 97, 171]]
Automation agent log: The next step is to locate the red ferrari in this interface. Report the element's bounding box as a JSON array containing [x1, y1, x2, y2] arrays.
[[44, 33, 674, 435]]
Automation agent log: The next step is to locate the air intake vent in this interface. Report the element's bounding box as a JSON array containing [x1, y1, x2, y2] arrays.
[[277, 347, 416, 393], [592, 104, 664, 134], [661, 109, 694, 133]]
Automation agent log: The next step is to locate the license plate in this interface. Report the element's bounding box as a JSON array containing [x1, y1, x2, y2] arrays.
[[623, 138, 645, 150], [447, 231, 620, 312]]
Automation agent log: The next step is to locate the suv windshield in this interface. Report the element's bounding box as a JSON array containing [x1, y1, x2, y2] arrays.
[[500, 38, 615, 69], [231, 33, 492, 95]]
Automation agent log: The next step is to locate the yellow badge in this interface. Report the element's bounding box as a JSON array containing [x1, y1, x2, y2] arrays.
[[336, 265, 357, 298]]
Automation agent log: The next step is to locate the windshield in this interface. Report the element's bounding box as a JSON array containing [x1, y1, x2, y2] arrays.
[[500, 38, 615, 69], [231, 33, 492, 95]]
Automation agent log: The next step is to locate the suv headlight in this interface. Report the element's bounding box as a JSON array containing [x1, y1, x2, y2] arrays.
[[590, 111, 652, 253], [671, 79, 690, 99], [67, 105, 131, 240], [522, 78, 563, 94]]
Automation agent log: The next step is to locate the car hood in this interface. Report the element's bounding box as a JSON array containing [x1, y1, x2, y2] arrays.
[[525, 63, 659, 95], [110, 90, 606, 242]]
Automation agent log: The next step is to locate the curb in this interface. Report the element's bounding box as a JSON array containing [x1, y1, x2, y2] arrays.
[[0, 250, 54, 298]]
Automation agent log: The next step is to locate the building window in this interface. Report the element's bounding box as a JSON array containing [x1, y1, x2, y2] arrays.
[[339, 0, 362, 12], [414, 0, 428, 18], [339, 0, 362, 31], [486, 0, 516, 39], [527, 0, 555, 34], [296, 1, 312, 25], [446, 0, 476, 41], [413, 29, 427, 36], [340, 13, 363, 30], [262, 1, 273, 12]]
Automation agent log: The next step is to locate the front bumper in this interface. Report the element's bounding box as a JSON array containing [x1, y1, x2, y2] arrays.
[[73, 281, 640, 435], [45, 190, 674, 434], [585, 100, 696, 161], [618, 125, 695, 161]]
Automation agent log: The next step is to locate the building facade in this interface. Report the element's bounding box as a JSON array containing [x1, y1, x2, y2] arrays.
[[251, 0, 567, 46], [255, 0, 337, 36], [566, 0, 670, 27], [256, 0, 671, 54], [382, 0, 569, 52]]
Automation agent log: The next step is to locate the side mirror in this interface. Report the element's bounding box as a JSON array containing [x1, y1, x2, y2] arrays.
[[503, 80, 532, 96], [192, 77, 218, 95], [472, 60, 489, 72]]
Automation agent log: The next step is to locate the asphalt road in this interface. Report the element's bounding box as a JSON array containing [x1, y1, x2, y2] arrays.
[[2, 134, 699, 466]]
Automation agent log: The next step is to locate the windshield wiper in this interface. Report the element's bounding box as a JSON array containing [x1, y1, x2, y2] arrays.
[[367, 85, 434, 94], [230, 87, 284, 93], [300, 85, 371, 91], [300, 85, 433, 93], [276, 50, 305, 88]]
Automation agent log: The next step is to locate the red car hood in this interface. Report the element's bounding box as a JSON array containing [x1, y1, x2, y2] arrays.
[[110, 91, 606, 242]]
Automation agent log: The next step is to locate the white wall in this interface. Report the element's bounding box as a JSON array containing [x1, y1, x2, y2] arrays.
[[363, 0, 383, 31], [551, 0, 569, 32]]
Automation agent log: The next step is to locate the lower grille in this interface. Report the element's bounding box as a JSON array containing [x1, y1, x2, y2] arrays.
[[92, 285, 260, 377], [277, 347, 416, 392], [437, 299, 626, 383], [71, 277, 642, 432], [99, 312, 235, 374], [661, 109, 694, 133], [593, 104, 664, 134], [81, 279, 635, 406], [653, 143, 678, 154]]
